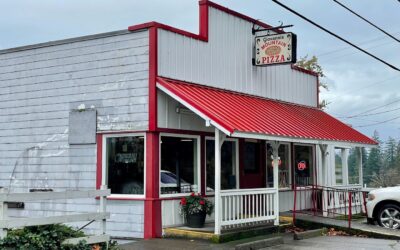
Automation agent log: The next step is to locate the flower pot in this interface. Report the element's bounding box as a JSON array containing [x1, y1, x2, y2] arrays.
[[186, 211, 206, 228]]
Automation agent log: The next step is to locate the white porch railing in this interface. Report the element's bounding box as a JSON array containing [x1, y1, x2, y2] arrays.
[[220, 188, 277, 229], [0, 186, 110, 246], [323, 184, 366, 217]]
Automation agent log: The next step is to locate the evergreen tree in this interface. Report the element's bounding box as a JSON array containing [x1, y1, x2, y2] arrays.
[[364, 131, 382, 185], [384, 137, 397, 169]]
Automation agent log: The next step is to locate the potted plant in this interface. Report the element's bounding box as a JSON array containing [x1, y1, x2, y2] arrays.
[[179, 193, 213, 228]]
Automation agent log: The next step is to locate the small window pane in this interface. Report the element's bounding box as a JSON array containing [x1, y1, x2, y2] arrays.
[[267, 144, 291, 188], [106, 136, 144, 195], [294, 145, 314, 186], [206, 140, 237, 191], [335, 148, 343, 185], [160, 136, 198, 195]]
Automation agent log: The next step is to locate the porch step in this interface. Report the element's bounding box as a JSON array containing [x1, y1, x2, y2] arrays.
[[163, 223, 291, 243], [234, 236, 283, 250]]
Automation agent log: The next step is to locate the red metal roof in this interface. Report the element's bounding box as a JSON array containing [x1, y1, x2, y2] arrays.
[[157, 77, 377, 145]]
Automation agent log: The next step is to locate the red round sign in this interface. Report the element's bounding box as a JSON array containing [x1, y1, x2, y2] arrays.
[[297, 161, 307, 171]]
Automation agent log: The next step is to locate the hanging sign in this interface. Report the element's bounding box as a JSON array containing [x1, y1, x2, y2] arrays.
[[254, 32, 297, 66], [297, 161, 307, 171]]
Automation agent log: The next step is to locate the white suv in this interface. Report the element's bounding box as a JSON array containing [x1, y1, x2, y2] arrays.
[[366, 186, 400, 229]]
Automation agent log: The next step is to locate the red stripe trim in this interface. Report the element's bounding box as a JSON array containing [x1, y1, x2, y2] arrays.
[[291, 64, 319, 77], [96, 134, 102, 190], [149, 27, 158, 131]]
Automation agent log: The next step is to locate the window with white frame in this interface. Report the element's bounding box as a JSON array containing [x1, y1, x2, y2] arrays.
[[266, 143, 291, 189], [206, 138, 238, 192], [104, 134, 145, 196], [334, 148, 343, 185], [293, 144, 314, 186], [160, 135, 200, 195]]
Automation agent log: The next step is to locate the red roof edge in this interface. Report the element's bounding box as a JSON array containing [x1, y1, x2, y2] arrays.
[[128, 0, 284, 40], [291, 64, 319, 77], [200, 0, 280, 31]]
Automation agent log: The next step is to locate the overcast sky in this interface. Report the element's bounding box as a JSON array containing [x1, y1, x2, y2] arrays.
[[1, 0, 399, 141]]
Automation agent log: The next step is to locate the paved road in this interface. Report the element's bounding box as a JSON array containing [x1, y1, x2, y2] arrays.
[[120, 235, 400, 250], [265, 236, 400, 250]]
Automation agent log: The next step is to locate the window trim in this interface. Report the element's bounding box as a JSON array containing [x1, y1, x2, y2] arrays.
[[205, 137, 240, 195], [159, 133, 201, 198], [101, 133, 146, 199], [266, 142, 292, 191], [292, 143, 316, 188]]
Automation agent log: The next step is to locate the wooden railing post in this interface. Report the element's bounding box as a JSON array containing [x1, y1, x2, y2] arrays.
[[100, 185, 107, 236], [0, 188, 8, 239]]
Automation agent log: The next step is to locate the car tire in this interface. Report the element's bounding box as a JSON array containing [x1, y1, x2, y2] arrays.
[[377, 204, 400, 229]]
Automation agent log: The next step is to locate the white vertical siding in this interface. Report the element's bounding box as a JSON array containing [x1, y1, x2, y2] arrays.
[[157, 90, 213, 131], [0, 30, 149, 238], [158, 7, 318, 107]]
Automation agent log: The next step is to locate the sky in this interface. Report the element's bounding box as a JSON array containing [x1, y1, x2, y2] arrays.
[[1, 0, 399, 142]]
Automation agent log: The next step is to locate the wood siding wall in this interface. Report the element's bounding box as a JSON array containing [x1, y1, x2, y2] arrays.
[[0, 30, 149, 238], [158, 6, 318, 107]]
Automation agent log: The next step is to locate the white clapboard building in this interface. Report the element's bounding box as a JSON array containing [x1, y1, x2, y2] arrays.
[[0, 0, 376, 239]]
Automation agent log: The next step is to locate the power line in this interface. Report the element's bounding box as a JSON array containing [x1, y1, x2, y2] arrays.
[[326, 75, 400, 103], [347, 106, 400, 118], [317, 31, 400, 58], [271, 0, 400, 72], [355, 114, 400, 128], [320, 39, 397, 63], [346, 98, 400, 118], [333, 0, 400, 43]]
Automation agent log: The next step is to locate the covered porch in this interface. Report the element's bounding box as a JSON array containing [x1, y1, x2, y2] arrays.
[[156, 77, 377, 236]]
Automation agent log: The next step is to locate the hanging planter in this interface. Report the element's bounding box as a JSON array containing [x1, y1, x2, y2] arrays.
[[179, 193, 213, 228]]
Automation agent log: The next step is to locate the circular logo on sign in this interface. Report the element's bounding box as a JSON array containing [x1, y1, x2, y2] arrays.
[[297, 161, 307, 171], [265, 45, 281, 56]]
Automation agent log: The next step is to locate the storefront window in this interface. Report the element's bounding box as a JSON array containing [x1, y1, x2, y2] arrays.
[[206, 139, 237, 192], [105, 135, 145, 195], [267, 143, 291, 188], [160, 135, 199, 195], [294, 145, 314, 186]]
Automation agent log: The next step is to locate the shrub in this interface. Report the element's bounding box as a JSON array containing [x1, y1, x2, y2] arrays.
[[0, 224, 120, 250]]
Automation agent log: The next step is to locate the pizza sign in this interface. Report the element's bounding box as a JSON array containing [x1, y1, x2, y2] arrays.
[[254, 32, 297, 66], [297, 161, 307, 171]]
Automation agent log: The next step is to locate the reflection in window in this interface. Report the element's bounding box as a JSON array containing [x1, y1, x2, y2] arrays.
[[335, 148, 343, 185], [294, 145, 314, 186], [244, 141, 260, 173], [160, 136, 198, 195], [206, 140, 237, 192], [267, 144, 291, 188], [106, 136, 145, 195]]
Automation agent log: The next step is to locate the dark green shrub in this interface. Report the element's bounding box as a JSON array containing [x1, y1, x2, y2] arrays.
[[0, 224, 119, 250]]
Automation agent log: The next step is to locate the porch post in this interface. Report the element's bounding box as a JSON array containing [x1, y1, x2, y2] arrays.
[[214, 128, 225, 235], [319, 144, 328, 217], [341, 149, 349, 185], [271, 141, 280, 226], [357, 147, 364, 186], [319, 145, 328, 186]]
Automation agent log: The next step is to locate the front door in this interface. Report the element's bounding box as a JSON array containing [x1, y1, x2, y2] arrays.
[[239, 140, 266, 189]]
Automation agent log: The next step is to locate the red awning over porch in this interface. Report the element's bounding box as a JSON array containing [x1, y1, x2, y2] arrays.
[[157, 77, 377, 147]]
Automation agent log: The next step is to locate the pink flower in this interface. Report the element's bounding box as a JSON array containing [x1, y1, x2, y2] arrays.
[[199, 200, 205, 205], [190, 192, 195, 197]]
